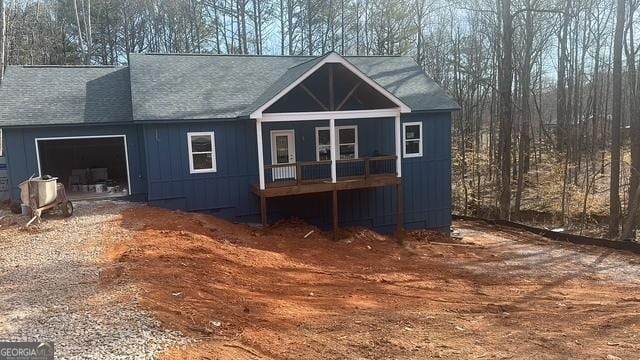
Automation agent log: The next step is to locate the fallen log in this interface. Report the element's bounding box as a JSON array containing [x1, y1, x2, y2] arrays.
[[453, 214, 640, 255]]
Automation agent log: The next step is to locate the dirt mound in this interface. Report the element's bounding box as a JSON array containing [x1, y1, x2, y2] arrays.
[[103, 207, 640, 359], [103, 208, 453, 358]]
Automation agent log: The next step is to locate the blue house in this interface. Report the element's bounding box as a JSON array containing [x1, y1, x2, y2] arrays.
[[0, 52, 458, 235]]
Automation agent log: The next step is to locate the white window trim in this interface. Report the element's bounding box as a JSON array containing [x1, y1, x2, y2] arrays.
[[315, 125, 358, 161], [402, 122, 423, 158], [187, 131, 217, 174]]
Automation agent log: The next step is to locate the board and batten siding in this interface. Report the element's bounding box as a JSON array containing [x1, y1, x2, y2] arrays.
[[142, 120, 259, 217], [4, 111, 451, 233], [143, 112, 451, 232], [4, 125, 147, 201], [0, 156, 9, 201], [400, 112, 452, 231], [259, 112, 452, 232]]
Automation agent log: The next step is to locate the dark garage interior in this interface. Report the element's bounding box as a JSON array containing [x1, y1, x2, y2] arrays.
[[37, 137, 129, 199]]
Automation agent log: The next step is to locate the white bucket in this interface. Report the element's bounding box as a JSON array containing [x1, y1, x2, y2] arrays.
[[21, 204, 31, 216]]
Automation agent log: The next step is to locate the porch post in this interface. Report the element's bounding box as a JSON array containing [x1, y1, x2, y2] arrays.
[[395, 112, 404, 240], [395, 113, 402, 177], [330, 117, 337, 183], [256, 118, 265, 190]]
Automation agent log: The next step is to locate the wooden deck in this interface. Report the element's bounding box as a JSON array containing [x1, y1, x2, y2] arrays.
[[252, 157, 403, 238]]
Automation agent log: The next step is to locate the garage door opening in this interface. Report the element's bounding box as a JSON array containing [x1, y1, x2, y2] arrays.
[[36, 136, 131, 200]]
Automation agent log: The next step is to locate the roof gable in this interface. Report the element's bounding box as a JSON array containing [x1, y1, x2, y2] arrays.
[[249, 52, 411, 118], [264, 62, 400, 113]]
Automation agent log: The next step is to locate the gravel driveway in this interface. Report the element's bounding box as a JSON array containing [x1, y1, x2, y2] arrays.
[[0, 200, 189, 359]]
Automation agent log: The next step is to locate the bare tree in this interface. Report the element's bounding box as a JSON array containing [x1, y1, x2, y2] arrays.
[[609, 0, 624, 238], [498, 0, 514, 220], [0, 0, 5, 80], [623, 0, 640, 239]]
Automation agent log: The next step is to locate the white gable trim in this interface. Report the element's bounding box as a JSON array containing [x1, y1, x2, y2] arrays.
[[260, 109, 400, 122], [250, 52, 411, 119]]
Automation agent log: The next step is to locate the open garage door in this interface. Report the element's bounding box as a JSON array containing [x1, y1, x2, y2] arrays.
[[36, 135, 131, 200]]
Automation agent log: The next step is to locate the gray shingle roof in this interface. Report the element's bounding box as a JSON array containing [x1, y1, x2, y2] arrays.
[[129, 54, 312, 121], [130, 53, 459, 121], [347, 56, 459, 113], [0, 66, 132, 127], [0, 53, 458, 127]]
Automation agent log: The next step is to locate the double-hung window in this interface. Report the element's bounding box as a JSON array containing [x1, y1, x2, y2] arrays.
[[188, 132, 217, 173], [315, 126, 358, 161], [402, 122, 423, 158]]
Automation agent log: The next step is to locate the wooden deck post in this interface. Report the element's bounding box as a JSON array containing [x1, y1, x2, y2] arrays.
[[332, 190, 339, 240], [260, 194, 267, 227], [364, 158, 370, 178], [396, 182, 404, 237], [296, 162, 302, 185]]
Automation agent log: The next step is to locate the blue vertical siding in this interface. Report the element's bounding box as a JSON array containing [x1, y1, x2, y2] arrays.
[[261, 113, 452, 232], [5, 112, 452, 233], [142, 120, 259, 217], [401, 112, 452, 231], [5, 125, 147, 201]]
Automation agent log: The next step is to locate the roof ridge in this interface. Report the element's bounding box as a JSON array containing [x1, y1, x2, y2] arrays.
[[140, 52, 313, 58], [286, 52, 332, 69], [345, 55, 407, 58], [136, 52, 407, 59], [20, 65, 119, 68]]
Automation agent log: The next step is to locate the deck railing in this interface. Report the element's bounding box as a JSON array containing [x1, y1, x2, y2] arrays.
[[264, 155, 397, 187]]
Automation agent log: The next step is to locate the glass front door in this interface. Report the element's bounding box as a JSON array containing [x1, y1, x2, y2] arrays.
[[270, 130, 296, 181]]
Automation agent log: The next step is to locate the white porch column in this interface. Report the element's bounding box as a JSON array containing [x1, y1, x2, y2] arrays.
[[330, 118, 337, 183], [256, 118, 266, 190], [395, 113, 402, 177]]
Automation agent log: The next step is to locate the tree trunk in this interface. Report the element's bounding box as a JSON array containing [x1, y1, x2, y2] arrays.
[[280, 0, 285, 55], [74, 0, 85, 61], [86, 0, 92, 63], [609, 0, 624, 238], [622, 184, 640, 240], [556, 0, 570, 151], [498, 0, 513, 220], [623, 1, 640, 239], [515, 5, 534, 219], [307, 0, 313, 55], [0, 0, 5, 81]]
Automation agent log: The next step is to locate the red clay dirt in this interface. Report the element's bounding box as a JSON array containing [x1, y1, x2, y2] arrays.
[[102, 207, 640, 359]]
